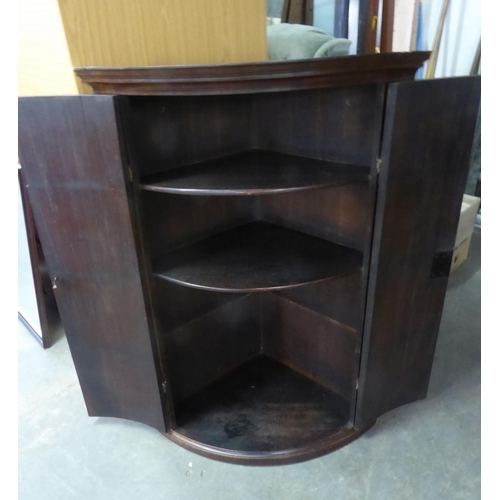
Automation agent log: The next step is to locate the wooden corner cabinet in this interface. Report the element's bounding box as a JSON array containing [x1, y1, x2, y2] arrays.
[[18, 54, 480, 465]]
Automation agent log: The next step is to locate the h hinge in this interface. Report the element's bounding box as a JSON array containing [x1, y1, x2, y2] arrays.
[[376, 158, 382, 174], [161, 381, 168, 394], [128, 167, 133, 182], [431, 250, 454, 278], [355, 379, 359, 391]]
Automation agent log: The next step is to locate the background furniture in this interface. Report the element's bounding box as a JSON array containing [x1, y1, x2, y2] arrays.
[[18, 54, 480, 464]]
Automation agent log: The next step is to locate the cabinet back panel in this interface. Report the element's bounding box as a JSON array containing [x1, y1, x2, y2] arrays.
[[154, 279, 242, 333], [258, 182, 371, 252], [123, 85, 384, 181], [163, 290, 358, 406], [142, 191, 255, 259], [253, 85, 385, 166], [275, 271, 364, 332], [262, 293, 358, 402], [124, 95, 254, 178], [165, 294, 261, 402]]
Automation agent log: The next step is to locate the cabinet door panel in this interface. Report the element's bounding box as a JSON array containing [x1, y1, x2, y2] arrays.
[[18, 96, 166, 431], [355, 77, 480, 429]]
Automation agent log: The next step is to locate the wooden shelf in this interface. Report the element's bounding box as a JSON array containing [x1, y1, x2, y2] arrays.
[[141, 150, 369, 196], [174, 355, 350, 453], [153, 222, 362, 292]]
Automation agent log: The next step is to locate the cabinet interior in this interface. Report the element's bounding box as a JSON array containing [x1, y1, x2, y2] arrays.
[[121, 86, 382, 452]]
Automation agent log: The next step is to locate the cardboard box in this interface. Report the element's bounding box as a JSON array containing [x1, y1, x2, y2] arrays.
[[450, 194, 480, 273]]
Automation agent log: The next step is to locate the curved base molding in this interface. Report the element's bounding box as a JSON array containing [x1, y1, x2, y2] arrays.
[[164, 425, 373, 466]]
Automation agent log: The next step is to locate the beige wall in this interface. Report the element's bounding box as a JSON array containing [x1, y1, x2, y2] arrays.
[[18, 0, 79, 96]]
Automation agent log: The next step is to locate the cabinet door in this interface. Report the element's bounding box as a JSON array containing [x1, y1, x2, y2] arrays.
[[18, 96, 166, 431], [18, 168, 60, 348], [355, 76, 480, 429]]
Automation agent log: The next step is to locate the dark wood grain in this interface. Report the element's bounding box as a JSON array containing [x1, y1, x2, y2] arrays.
[[141, 150, 369, 196], [18, 67, 480, 466], [164, 295, 260, 402], [152, 278, 240, 332], [153, 222, 363, 293], [355, 76, 481, 430], [253, 85, 385, 168], [122, 83, 383, 450], [361, 0, 381, 54], [263, 294, 358, 401], [140, 188, 254, 259], [121, 94, 253, 178], [174, 356, 350, 453], [18, 169, 60, 349], [123, 84, 385, 180], [259, 182, 372, 252], [75, 52, 430, 96], [166, 426, 364, 465], [276, 271, 364, 330], [18, 96, 167, 431], [380, 0, 396, 53]]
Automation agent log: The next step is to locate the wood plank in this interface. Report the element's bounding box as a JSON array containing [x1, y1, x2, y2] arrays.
[[58, 0, 267, 67], [361, 0, 381, 54], [153, 222, 363, 293], [141, 150, 369, 196], [380, 0, 395, 53], [355, 76, 481, 430], [18, 96, 167, 431]]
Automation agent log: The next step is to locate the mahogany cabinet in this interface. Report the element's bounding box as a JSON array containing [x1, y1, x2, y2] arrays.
[[18, 54, 480, 465]]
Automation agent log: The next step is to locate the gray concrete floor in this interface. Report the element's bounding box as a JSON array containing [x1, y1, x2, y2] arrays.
[[19, 229, 481, 500]]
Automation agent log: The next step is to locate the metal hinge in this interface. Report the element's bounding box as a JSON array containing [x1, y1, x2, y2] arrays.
[[431, 250, 454, 278], [355, 379, 359, 391], [161, 381, 168, 394], [128, 167, 133, 182], [376, 158, 382, 174]]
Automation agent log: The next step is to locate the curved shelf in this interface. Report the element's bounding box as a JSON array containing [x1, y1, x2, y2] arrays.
[[141, 150, 370, 196], [75, 52, 430, 96], [167, 355, 361, 465], [152, 222, 363, 292]]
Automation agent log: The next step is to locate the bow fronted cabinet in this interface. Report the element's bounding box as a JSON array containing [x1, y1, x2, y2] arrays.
[[18, 53, 480, 465]]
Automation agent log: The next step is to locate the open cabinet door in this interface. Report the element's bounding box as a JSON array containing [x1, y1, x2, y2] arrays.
[[355, 76, 480, 430], [18, 167, 61, 348], [18, 96, 167, 431]]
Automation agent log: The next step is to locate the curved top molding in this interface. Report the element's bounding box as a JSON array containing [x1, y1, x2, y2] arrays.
[[75, 52, 430, 96]]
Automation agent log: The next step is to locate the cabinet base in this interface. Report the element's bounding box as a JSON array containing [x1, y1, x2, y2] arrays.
[[163, 425, 372, 466]]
